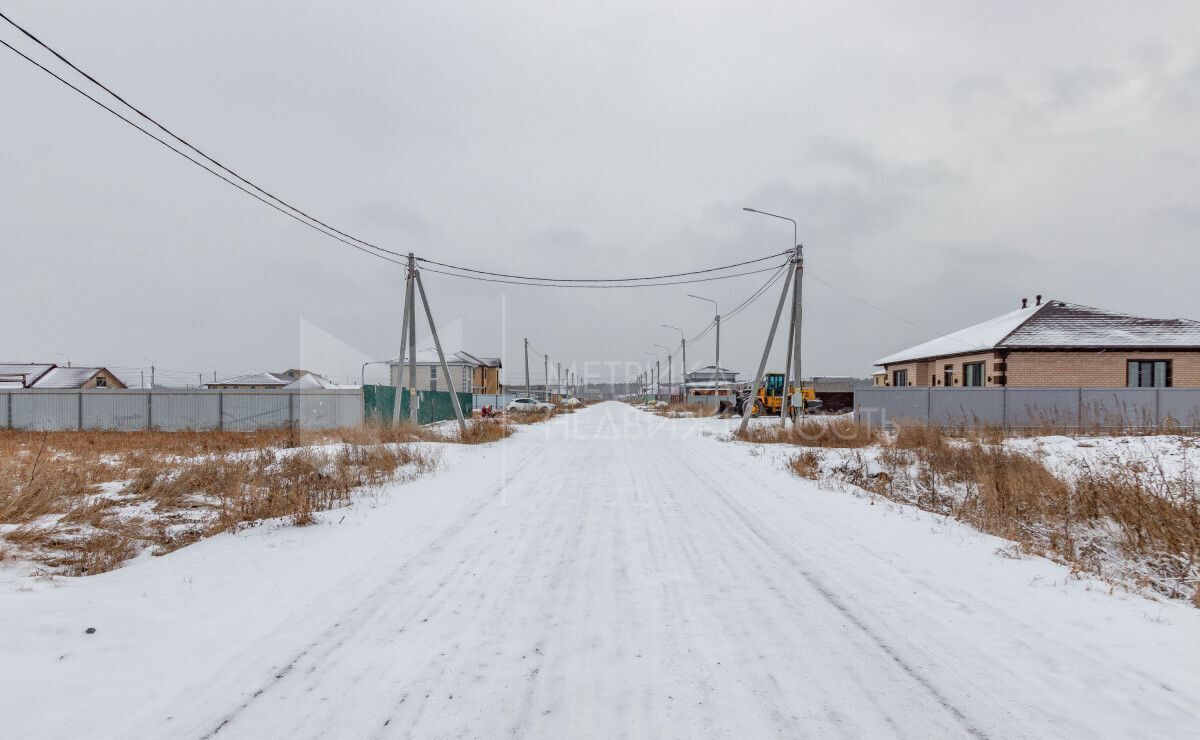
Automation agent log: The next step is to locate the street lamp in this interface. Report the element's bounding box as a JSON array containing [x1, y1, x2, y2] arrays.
[[662, 324, 687, 401], [361, 360, 391, 388], [687, 294, 720, 397], [744, 207, 803, 421]]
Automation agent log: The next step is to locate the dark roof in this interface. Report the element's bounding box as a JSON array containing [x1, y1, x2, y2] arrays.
[[1002, 301, 1200, 348], [877, 299, 1200, 365]]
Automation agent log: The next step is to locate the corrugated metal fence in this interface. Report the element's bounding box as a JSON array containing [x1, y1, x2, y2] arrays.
[[0, 389, 362, 431], [854, 387, 1200, 431]]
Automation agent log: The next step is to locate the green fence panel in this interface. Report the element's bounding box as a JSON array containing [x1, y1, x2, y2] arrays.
[[362, 384, 396, 423], [364, 386, 471, 426]]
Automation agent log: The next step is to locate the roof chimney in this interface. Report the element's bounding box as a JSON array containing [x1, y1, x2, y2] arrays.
[[1021, 297, 1028, 309], [1035, 294, 1042, 306]]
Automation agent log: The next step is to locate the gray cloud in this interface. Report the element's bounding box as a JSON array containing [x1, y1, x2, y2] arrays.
[[2, 1, 1199, 384]]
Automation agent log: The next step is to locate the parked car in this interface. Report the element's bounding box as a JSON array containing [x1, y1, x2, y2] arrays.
[[505, 397, 554, 413]]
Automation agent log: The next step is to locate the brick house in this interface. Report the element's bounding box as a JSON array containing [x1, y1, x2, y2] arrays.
[[874, 297, 1200, 388], [388, 350, 502, 394]]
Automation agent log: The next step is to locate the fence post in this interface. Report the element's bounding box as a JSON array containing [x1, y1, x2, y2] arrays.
[[1001, 388, 1008, 430], [218, 391, 224, 431], [288, 393, 295, 429], [1077, 387, 1083, 433], [147, 390, 153, 430], [5, 392, 11, 430], [1155, 387, 1162, 429], [926, 388, 932, 425], [77, 391, 83, 431]]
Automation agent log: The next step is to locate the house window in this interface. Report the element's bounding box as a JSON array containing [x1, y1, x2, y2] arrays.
[[944, 365, 953, 387], [892, 369, 908, 387], [1127, 360, 1170, 388], [963, 362, 985, 387], [95, 377, 107, 387]]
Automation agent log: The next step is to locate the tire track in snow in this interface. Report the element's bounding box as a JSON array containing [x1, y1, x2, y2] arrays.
[[198, 444, 549, 739], [669, 435, 992, 739]]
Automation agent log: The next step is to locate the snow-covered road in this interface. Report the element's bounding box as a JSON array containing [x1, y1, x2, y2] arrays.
[[3, 402, 1199, 739]]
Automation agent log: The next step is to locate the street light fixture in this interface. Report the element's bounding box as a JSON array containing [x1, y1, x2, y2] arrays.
[[361, 360, 391, 388], [687, 295, 721, 397], [744, 206, 804, 422], [662, 324, 687, 402]]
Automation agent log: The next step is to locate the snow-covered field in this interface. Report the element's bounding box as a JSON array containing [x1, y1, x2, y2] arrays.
[[3, 402, 1199, 738]]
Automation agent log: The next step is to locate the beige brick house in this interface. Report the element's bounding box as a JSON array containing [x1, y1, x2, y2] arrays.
[[875, 298, 1200, 388]]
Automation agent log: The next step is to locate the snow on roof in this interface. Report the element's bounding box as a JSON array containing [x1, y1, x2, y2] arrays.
[[876, 299, 1200, 365], [210, 371, 290, 386], [1002, 301, 1200, 347], [281, 373, 341, 390], [0, 363, 54, 385], [29, 367, 104, 388], [875, 304, 1040, 365]]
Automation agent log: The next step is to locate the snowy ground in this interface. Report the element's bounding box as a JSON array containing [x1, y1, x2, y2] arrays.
[[3, 402, 1199, 738]]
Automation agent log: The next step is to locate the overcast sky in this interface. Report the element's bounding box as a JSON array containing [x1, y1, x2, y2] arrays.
[[3, 1, 1199, 386]]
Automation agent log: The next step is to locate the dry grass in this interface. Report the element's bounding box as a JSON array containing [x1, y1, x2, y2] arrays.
[[787, 450, 823, 479], [736, 416, 878, 448], [457, 419, 515, 444], [806, 422, 1200, 604], [502, 407, 558, 425], [0, 426, 446, 577]]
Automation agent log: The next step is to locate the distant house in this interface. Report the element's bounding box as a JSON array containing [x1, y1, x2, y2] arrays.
[[206, 369, 332, 390], [685, 365, 738, 396], [875, 297, 1200, 388], [389, 351, 502, 394], [0, 363, 126, 389]]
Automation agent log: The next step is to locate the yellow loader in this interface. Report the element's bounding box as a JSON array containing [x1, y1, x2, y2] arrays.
[[734, 372, 818, 417]]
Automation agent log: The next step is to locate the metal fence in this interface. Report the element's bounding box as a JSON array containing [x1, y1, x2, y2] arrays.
[[854, 387, 1200, 431], [1, 388, 363, 432]]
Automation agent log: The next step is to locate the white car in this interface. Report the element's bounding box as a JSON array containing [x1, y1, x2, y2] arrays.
[[505, 397, 555, 413]]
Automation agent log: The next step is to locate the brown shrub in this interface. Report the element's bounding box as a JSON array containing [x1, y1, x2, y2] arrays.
[[787, 450, 823, 479], [457, 420, 514, 444], [820, 430, 1200, 603]]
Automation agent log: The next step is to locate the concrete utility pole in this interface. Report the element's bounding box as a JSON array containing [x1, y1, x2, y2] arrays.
[[664, 324, 686, 403], [739, 264, 795, 434], [557, 362, 562, 400], [688, 295, 719, 397], [393, 263, 411, 425], [743, 207, 804, 421], [655, 344, 672, 402], [524, 338, 531, 398], [407, 253, 418, 424], [544, 354, 550, 402], [414, 270, 467, 434]]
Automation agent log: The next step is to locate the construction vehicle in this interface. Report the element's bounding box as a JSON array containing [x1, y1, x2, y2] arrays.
[[733, 373, 819, 417]]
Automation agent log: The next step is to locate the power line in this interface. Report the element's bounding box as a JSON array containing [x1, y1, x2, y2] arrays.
[[0, 36, 407, 267], [806, 271, 952, 339], [415, 250, 789, 283], [0, 10, 405, 262], [417, 262, 787, 289]]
